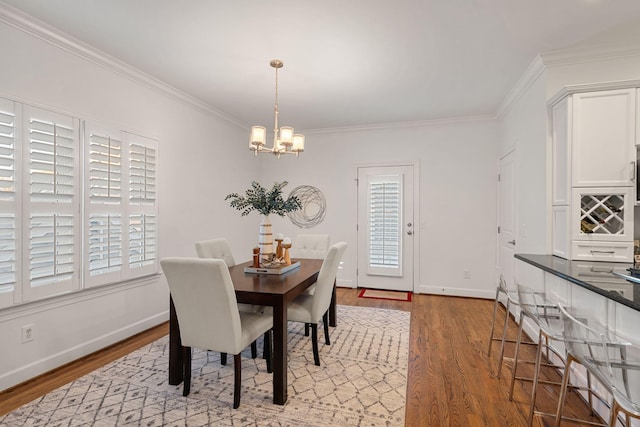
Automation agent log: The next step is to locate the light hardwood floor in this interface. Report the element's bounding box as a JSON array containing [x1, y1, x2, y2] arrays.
[[0, 289, 604, 426]]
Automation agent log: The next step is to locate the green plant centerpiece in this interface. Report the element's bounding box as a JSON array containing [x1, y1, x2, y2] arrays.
[[225, 181, 301, 217], [226, 181, 301, 262]]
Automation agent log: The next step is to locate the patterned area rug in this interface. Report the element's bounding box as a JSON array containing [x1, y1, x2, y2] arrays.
[[0, 305, 409, 426]]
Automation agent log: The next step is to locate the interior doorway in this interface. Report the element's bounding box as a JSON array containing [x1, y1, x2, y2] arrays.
[[497, 150, 516, 290]]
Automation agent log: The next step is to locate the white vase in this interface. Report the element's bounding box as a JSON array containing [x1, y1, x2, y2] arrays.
[[259, 214, 273, 257]]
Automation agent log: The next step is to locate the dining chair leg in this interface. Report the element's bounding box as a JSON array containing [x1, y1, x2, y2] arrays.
[[305, 323, 310, 336], [251, 341, 257, 359], [509, 311, 526, 401], [264, 330, 273, 374], [182, 346, 192, 396], [221, 353, 227, 365], [233, 353, 242, 409], [323, 311, 330, 345], [262, 330, 271, 360], [311, 323, 320, 366], [488, 287, 502, 356]]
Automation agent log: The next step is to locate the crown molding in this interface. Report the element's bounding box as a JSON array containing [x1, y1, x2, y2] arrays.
[[496, 55, 546, 120], [303, 114, 496, 135], [547, 79, 640, 106], [541, 42, 640, 68], [0, 2, 247, 130]]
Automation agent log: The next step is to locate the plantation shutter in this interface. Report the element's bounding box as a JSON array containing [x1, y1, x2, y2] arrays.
[[84, 122, 124, 286], [367, 174, 403, 277], [0, 98, 18, 308], [23, 106, 80, 301], [127, 133, 158, 276]]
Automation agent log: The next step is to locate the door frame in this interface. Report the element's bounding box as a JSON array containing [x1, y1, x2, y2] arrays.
[[354, 160, 420, 293], [496, 149, 516, 289]]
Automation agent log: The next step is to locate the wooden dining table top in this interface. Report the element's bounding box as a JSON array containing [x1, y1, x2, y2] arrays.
[[228, 259, 322, 300]]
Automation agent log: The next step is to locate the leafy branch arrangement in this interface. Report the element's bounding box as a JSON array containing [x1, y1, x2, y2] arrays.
[[225, 181, 302, 217]]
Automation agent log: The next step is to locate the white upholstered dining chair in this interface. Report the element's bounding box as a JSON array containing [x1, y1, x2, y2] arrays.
[[290, 234, 330, 260], [287, 242, 347, 366], [195, 237, 266, 360], [195, 237, 236, 267], [291, 234, 330, 301], [160, 257, 273, 409]]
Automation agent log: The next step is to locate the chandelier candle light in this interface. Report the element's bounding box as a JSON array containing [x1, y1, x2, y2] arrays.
[[249, 59, 304, 157]]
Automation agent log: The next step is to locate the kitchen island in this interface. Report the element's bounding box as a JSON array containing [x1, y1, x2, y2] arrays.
[[515, 253, 639, 340]]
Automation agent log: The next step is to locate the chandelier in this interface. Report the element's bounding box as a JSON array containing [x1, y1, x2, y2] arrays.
[[249, 59, 304, 157]]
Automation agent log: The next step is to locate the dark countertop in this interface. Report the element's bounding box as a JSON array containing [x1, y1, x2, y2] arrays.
[[515, 254, 640, 312]]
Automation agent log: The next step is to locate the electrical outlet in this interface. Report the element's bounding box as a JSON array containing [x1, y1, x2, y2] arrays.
[[464, 270, 471, 279], [21, 324, 34, 343]]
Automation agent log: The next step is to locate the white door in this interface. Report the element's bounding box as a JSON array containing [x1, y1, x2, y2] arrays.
[[497, 151, 516, 290], [357, 165, 414, 291]]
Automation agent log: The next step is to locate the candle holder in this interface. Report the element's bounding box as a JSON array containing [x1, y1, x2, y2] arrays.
[[252, 247, 260, 268], [282, 243, 292, 266], [275, 238, 284, 260]]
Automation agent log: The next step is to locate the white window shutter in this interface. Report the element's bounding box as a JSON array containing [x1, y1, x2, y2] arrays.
[[126, 133, 158, 276], [367, 174, 403, 277], [23, 106, 80, 301], [129, 213, 157, 268], [84, 122, 124, 287], [129, 139, 157, 205], [0, 98, 18, 308], [88, 129, 122, 203]]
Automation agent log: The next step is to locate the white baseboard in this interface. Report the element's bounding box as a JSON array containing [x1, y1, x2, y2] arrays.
[[337, 279, 355, 288], [0, 311, 168, 391], [418, 285, 494, 299]]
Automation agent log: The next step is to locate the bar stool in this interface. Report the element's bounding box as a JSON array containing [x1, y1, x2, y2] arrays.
[[487, 275, 538, 378], [509, 285, 568, 426], [555, 304, 638, 427], [488, 275, 517, 377]]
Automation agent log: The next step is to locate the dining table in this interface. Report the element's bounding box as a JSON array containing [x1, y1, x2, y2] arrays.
[[168, 258, 337, 405]]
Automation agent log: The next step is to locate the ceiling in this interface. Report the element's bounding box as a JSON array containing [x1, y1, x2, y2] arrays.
[[2, 0, 640, 131]]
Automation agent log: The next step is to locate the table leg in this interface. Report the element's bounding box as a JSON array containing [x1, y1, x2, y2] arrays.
[[169, 296, 184, 385], [329, 280, 337, 327], [272, 297, 288, 405]]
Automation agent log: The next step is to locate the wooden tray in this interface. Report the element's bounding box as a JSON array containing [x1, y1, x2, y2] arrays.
[[244, 261, 301, 275]]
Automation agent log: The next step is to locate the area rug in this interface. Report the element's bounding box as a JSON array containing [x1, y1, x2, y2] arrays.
[[358, 288, 412, 302], [0, 305, 409, 427]]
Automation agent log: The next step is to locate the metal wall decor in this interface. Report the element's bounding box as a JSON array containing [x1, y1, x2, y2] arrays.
[[287, 185, 326, 228]]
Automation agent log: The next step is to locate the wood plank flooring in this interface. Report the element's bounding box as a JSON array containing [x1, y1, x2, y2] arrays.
[[0, 289, 605, 426]]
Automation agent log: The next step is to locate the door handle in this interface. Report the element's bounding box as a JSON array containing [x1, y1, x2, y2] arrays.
[[407, 231, 413, 235], [508, 240, 516, 245]]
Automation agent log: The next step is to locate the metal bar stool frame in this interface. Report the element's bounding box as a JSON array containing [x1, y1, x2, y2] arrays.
[[555, 304, 638, 427], [488, 275, 538, 378], [509, 285, 593, 426]]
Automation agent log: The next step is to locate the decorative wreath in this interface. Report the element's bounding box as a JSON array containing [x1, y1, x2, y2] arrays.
[[287, 185, 326, 228]]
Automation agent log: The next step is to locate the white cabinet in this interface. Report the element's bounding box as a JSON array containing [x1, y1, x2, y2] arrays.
[[552, 96, 571, 205], [552, 206, 570, 258], [571, 89, 636, 188], [551, 87, 638, 262]]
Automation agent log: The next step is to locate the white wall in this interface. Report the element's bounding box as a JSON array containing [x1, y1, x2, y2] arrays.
[[498, 68, 549, 255], [260, 119, 499, 298], [0, 14, 259, 390]]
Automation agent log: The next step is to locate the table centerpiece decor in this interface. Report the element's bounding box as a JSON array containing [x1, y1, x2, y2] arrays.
[[226, 181, 301, 263]]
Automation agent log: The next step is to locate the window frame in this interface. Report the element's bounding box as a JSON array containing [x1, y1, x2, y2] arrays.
[[0, 96, 159, 308]]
